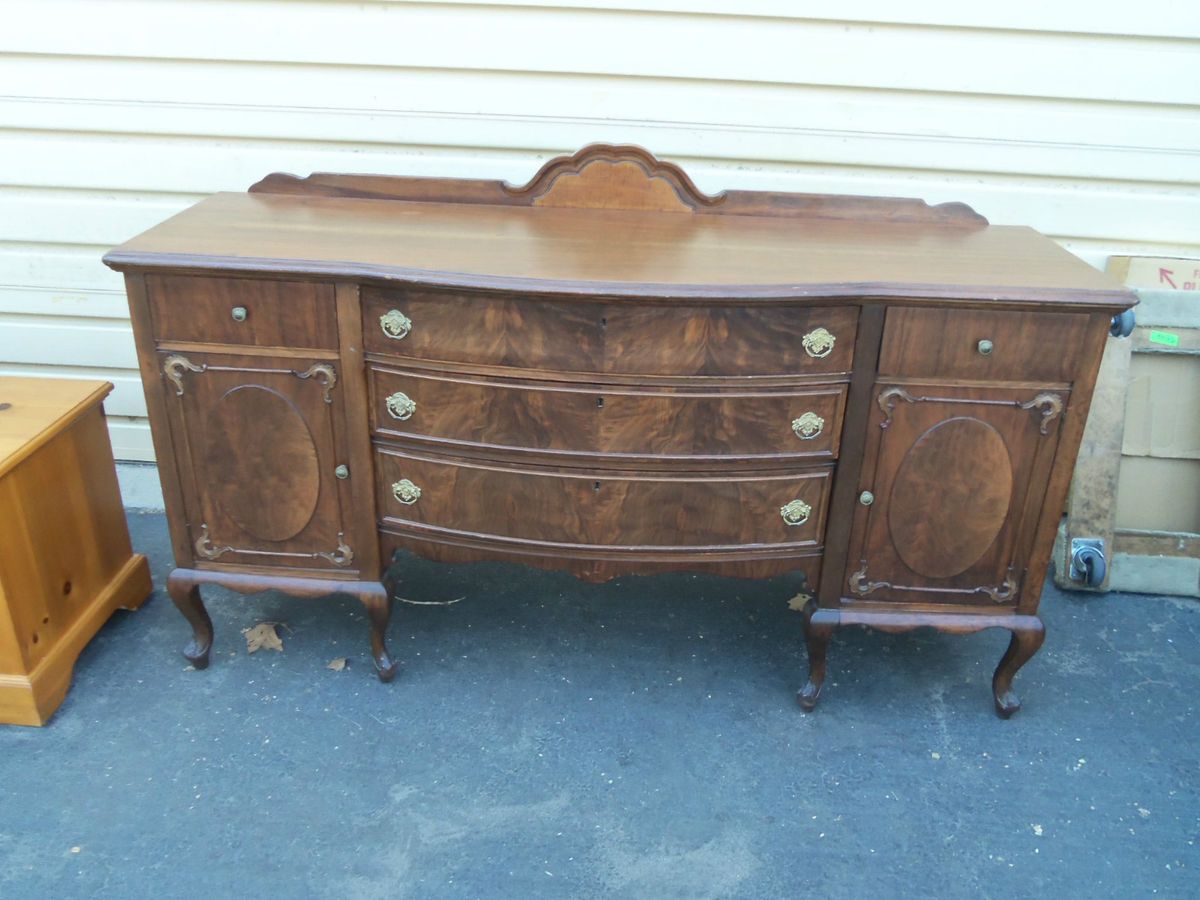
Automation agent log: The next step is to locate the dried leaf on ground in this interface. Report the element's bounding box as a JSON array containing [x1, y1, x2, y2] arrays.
[[787, 592, 813, 612], [327, 657, 348, 672], [242, 622, 284, 653]]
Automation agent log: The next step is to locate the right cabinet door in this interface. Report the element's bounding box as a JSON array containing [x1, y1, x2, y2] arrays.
[[844, 383, 1068, 607]]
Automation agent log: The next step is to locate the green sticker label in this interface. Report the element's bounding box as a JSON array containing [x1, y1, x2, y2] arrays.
[[1148, 330, 1180, 347]]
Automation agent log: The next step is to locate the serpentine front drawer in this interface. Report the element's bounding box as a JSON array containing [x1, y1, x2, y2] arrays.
[[363, 288, 857, 378], [368, 365, 847, 463], [374, 447, 832, 550]]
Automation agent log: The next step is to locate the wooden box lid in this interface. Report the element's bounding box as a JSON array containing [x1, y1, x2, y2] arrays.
[[0, 377, 112, 477]]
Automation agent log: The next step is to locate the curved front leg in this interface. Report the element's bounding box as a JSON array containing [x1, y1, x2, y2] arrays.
[[167, 569, 213, 669], [992, 617, 1045, 718], [360, 582, 398, 683], [797, 599, 837, 712]]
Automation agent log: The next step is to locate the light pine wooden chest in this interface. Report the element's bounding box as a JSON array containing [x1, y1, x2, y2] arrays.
[[0, 377, 152, 726]]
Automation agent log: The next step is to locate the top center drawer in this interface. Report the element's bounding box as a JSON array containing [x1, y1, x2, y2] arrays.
[[362, 288, 857, 378]]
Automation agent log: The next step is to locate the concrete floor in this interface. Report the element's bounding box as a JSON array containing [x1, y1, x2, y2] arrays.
[[1, 511, 1197, 898]]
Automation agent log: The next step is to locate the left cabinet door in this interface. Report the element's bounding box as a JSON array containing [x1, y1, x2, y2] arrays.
[[158, 351, 357, 571]]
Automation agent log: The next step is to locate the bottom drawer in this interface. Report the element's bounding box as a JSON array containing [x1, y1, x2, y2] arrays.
[[376, 449, 831, 549]]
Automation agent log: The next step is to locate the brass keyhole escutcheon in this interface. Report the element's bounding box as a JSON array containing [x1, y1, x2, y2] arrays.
[[780, 499, 812, 526]]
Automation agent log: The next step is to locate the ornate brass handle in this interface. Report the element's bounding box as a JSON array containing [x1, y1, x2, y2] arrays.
[[380, 309, 412, 340], [801, 327, 835, 359], [385, 391, 416, 421], [392, 479, 422, 505], [791, 411, 825, 440], [780, 498, 812, 526]]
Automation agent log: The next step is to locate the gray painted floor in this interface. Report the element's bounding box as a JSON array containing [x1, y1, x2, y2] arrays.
[[1, 511, 1197, 898]]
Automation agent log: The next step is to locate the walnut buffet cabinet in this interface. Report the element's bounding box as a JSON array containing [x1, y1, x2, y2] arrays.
[[104, 145, 1135, 717]]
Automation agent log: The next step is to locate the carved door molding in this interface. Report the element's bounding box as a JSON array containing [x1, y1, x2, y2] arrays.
[[159, 351, 355, 570], [845, 383, 1068, 606]]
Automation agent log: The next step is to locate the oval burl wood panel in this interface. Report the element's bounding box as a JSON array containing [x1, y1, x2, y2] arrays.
[[205, 385, 322, 542], [887, 417, 1013, 579]]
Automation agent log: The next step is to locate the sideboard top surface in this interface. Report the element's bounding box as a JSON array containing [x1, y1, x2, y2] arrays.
[[104, 187, 1132, 309]]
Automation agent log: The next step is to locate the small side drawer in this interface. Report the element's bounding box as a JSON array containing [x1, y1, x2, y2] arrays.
[[145, 274, 338, 349], [878, 307, 1092, 384]]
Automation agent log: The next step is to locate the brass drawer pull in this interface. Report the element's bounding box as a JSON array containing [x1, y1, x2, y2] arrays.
[[231, 306, 247, 322], [380, 309, 412, 340], [791, 411, 825, 440], [801, 327, 835, 359], [392, 478, 422, 505], [977, 339, 994, 356], [780, 498, 812, 526], [385, 391, 416, 421]]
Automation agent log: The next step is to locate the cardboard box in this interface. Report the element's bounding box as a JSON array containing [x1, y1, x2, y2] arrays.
[[1107, 256, 1200, 292], [1116, 456, 1200, 534], [1122, 354, 1200, 460], [1110, 262, 1200, 539]]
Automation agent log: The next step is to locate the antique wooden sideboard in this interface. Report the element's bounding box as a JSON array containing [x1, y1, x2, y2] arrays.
[[104, 145, 1135, 716]]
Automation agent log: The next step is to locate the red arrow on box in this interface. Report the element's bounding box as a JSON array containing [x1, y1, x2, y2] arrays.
[[1160, 268, 1177, 288]]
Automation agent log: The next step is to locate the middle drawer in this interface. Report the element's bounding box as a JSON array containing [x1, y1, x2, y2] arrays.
[[369, 366, 847, 462]]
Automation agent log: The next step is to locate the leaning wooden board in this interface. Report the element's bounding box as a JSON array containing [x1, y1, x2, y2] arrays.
[[103, 144, 1135, 716]]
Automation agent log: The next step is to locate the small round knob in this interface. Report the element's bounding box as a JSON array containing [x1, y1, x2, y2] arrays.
[[977, 339, 994, 356], [334, 464, 349, 480], [859, 490, 875, 506], [231, 306, 247, 322]]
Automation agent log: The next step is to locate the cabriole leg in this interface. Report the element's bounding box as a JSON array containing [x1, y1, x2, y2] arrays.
[[167, 569, 213, 670], [798, 599, 836, 711], [992, 618, 1046, 718], [361, 582, 398, 683]]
